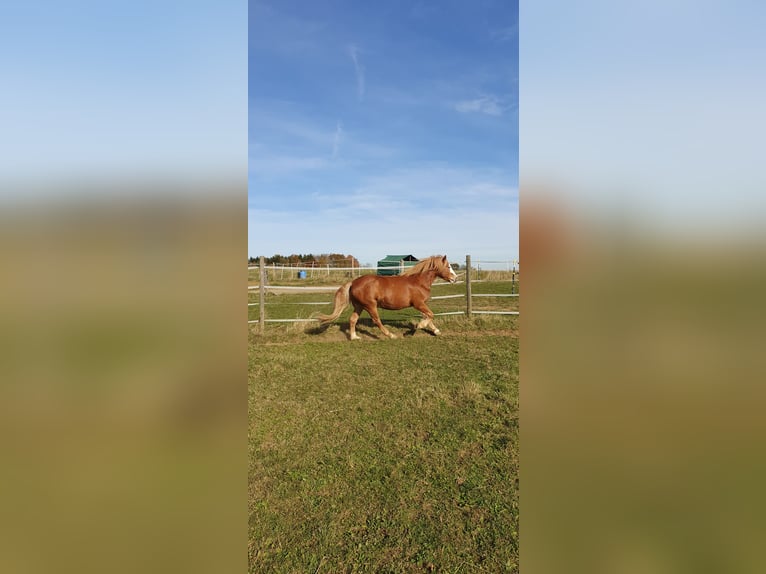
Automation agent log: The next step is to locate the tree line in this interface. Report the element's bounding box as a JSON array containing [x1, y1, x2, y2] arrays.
[[248, 253, 361, 267]]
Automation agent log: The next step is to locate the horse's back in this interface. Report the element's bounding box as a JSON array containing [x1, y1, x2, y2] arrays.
[[351, 274, 401, 289], [350, 274, 391, 299], [350, 274, 423, 310]]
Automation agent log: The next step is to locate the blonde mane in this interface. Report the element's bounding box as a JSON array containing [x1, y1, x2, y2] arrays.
[[401, 255, 448, 276]]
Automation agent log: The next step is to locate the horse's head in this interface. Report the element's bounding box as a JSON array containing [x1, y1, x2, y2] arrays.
[[439, 255, 458, 283]]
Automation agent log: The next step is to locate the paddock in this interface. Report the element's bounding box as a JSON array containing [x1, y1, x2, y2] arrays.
[[248, 300, 519, 570]]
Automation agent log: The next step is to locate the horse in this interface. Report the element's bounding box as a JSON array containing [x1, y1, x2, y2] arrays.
[[316, 255, 458, 340]]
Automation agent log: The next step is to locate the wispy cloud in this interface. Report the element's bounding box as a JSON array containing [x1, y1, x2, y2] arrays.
[[348, 44, 366, 101], [409, 1, 439, 21], [249, 108, 336, 147], [328, 192, 413, 214], [248, 148, 518, 263], [489, 24, 518, 43], [358, 166, 517, 208], [249, 110, 399, 171], [332, 121, 343, 158], [248, 153, 329, 176], [249, 204, 518, 266], [454, 95, 509, 116], [309, 164, 517, 212]]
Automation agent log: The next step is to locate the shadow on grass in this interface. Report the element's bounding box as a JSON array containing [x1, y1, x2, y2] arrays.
[[305, 318, 436, 340], [304, 323, 331, 336]]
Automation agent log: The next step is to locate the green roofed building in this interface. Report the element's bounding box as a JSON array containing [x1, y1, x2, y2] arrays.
[[376, 254, 419, 276]]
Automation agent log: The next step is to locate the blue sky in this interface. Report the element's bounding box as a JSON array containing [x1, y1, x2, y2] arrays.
[[248, 0, 518, 266]]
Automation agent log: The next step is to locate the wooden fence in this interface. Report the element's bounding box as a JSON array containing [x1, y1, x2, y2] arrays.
[[248, 255, 518, 332]]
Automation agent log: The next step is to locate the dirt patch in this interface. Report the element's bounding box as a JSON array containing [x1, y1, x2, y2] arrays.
[[250, 326, 518, 346]]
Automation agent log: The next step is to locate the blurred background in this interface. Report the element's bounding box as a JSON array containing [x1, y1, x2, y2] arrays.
[[521, 2, 766, 573], [0, 2, 247, 573]]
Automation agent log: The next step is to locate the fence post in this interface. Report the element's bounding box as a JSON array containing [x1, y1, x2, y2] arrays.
[[465, 254, 472, 318], [259, 256, 265, 334], [511, 260, 516, 295]]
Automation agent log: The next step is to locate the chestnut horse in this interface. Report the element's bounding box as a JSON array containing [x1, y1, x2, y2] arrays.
[[316, 255, 458, 340]]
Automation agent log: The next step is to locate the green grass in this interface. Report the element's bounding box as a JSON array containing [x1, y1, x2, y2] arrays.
[[249, 325, 518, 572]]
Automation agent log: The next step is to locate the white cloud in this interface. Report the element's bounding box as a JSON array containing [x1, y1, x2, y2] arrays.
[[490, 24, 518, 43], [345, 164, 518, 208], [248, 162, 518, 264], [249, 108, 339, 148], [348, 44, 366, 101], [249, 205, 518, 267], [248, 154, 329, 176], [332, 121, 343, 158], [249, 113, 399, 174], [454, 95, 507, 116]]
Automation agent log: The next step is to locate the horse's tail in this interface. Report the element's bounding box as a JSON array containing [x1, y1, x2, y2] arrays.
[[315, 281, 353, 325]]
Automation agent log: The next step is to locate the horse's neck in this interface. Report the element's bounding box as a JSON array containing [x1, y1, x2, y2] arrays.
[[414, 269, 438, 287]]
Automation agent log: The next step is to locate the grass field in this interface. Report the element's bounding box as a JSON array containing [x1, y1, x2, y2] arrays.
[[248, 313, 519, 572]]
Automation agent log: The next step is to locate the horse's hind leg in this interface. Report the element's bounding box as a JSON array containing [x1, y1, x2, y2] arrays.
[[349, 302, 363, 340], [366, 305, 396, 339]]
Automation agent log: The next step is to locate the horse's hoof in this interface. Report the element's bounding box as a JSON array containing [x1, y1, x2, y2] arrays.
[[433, 329, 441, 336], [350, 334, 361, 340], [388, 333, 398, 339]]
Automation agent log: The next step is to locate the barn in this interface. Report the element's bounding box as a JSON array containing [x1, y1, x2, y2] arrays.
[[376, 254, 419, 276]]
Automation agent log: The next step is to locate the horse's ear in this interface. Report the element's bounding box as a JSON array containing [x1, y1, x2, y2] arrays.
[[442, 255, 447, 263]]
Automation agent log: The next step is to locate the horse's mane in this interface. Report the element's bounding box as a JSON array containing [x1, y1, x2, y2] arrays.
[[401, 255, 447, 276]]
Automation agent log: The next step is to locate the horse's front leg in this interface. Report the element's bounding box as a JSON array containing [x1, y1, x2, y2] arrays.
[[413, 302, 440, 335]]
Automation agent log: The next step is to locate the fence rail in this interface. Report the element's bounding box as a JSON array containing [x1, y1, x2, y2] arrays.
[[249, 255, 518, 330], [247, 260, 519, 272]]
